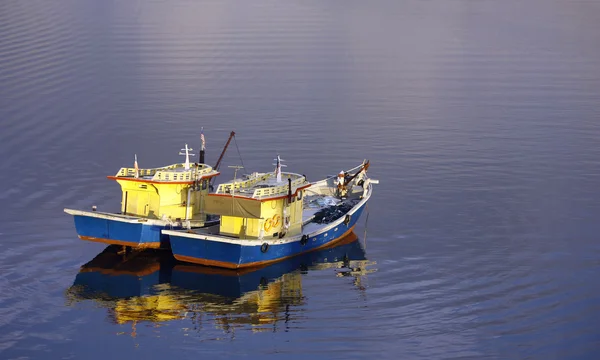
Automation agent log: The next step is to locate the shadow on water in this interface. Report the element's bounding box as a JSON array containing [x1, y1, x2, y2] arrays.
[[65, 232, 375, 335]]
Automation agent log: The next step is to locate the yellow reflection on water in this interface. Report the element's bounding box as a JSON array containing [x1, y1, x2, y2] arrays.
[[66, 232, 376, 337]]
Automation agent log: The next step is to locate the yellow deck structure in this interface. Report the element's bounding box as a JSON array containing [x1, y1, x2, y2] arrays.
[[108, 162, 220, 226], [202, 167, 311, 239]]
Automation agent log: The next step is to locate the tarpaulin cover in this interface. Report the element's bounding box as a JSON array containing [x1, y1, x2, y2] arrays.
[[204, 195, 262, 219]]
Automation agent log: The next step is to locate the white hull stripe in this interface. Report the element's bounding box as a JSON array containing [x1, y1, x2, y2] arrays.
[[63, 209, 210, 227]]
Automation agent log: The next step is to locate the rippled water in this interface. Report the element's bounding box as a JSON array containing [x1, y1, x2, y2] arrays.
[[1, 0, 600, 359]]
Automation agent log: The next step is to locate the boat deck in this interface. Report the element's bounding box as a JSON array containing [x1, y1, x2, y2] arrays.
[[182, 184, 364, 240], [234, 176, 288, 196], [215, 171, 309, 200], [302, 194, 339, 222]]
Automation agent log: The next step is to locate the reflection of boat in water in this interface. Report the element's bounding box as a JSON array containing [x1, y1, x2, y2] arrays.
[[65, 232, 374, 331], [66, 248, 181, 324]]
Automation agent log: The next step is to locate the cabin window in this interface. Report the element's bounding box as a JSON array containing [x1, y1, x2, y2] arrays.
[[297, 190, 302, 201], [202, 179, 208, 190]]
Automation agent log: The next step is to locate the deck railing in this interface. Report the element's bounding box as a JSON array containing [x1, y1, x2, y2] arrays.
[[114, 163, 214, 182], [217, 173, 307, 199]]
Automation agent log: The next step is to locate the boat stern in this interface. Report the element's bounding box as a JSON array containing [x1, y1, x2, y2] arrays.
[[65, 209, 167, 249]]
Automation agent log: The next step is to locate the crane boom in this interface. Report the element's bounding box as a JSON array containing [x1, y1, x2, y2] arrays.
[[211, 131, 236, 185]]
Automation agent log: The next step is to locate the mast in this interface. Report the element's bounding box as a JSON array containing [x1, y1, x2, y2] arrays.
[[179, 144, 195, 170], [276, 156, 282, 182], [134, 154, 139, 178], [228, 165, 244, 196], [272, 155, 287, 183], [199, 127, 206, 164]]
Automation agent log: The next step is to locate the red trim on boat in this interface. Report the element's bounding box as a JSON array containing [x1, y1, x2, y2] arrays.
[[78, 235, 161, 249]]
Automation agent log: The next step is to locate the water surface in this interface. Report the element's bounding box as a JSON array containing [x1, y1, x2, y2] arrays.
[[1, 0, 599, 359]]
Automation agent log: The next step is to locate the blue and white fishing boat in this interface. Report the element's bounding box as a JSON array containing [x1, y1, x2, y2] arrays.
[[163, 157, 378, 269], [64, 131, 236, 249]]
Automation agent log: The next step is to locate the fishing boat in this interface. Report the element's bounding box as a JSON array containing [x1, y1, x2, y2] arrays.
[[163, 156, 378, 269], [64, 131, 236, 249]]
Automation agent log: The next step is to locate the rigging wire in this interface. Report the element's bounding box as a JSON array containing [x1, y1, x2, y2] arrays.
[[233, 135, 247, 173], [363, 203, 369, 250]]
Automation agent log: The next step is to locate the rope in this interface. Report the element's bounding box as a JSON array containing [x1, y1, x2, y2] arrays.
[[363, 204, 369, 250], [233, 135, 247, 172]]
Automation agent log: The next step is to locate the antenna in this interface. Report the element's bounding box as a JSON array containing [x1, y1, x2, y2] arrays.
[[134, 154, 139, 178], [228, 165, 244, 180], [228, 165, 244, 196], [179, 144, 195, 170], [272, 154, 287, 182]]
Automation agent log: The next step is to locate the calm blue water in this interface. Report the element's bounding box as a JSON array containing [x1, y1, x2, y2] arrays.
[[1, 0, 600, 359]]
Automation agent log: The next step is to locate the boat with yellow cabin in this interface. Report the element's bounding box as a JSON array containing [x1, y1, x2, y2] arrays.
[[64, 131, 236, 249], [163, 156, 378, 268]]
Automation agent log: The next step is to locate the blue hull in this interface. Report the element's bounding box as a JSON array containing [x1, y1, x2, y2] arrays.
[[73, 214, 179, 249], [170, 202, 366, 268], [171, 236, 366, 298]]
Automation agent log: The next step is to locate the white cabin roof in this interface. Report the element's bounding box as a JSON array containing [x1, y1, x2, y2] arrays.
[[215, 172, 309, 200]]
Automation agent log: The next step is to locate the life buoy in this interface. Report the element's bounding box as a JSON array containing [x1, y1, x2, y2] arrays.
[[260, 243, 269, 253], [272, 214, 281, 228], [264, 218, 272, 232]]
